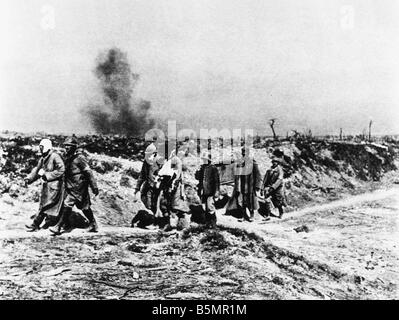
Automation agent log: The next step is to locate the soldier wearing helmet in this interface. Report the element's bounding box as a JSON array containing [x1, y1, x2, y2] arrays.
[[25, 139, 65, 232], [226, 146, 262, 222], [154, 149, 189, 231], [134, 142, 163, 213], [50, 136, 99, 235], [261, 156, 286, 220], [194, 149, 220, 228]]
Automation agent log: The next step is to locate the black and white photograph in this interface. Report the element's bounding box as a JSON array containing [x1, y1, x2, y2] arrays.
[[0, 0, 398, 304]]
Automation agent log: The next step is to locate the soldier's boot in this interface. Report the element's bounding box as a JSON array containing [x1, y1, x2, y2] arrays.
[[278, 207, 284, 219], [83, 208, 98, 233], [263, 202, 272, 221], [50, 207, 71, 235], [248, 210, 255, 222], [242, 207, 252, 222], [41, 216, 55, 230], [205, 211, 217, 228], [237, 206, 246, 222], [26, 211, 45, 232]]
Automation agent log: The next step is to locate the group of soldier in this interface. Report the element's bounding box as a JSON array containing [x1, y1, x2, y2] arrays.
[[132, 140, 286, 230], [131, 141, 221, 230], [225, 146, 286, 223], [24, 136, 286, 235], [25, 137, 99, 235]]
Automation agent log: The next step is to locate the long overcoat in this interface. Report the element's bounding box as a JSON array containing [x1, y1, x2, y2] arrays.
[[64, 151, 98, 210], [226, 157, 262, 212], [27, 151, 65, 217], [262, 165, 286, 208]]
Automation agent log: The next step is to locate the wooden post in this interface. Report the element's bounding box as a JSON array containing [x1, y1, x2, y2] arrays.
[[369, 120, 373, 142]]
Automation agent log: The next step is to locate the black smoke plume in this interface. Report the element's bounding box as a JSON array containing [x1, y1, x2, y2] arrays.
[[84, 48, 155, 136]]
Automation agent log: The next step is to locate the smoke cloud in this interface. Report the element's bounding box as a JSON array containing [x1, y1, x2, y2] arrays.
[[84, 48, 155, 136]]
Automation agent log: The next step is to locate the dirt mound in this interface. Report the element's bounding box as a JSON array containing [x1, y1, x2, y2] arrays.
[[0, 225, 393, 299], [0, 133, 146, 177]]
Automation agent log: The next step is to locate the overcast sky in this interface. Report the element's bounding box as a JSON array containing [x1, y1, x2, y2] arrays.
[[0, 0, 398, 136]]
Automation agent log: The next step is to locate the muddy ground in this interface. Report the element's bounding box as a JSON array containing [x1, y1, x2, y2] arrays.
[[0, 185, 398, 300]]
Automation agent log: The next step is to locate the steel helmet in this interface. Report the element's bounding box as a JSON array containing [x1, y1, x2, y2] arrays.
[[64, 137, 78, 147]]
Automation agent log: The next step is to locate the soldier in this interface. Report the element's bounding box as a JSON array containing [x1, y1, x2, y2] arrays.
[[134, 143, 163, 213], [227, 147, 262, 222], [261, 156, 286, 220], [25, 139, 65, 232], [50, 137, 99, 235], [194, 150, 220, 227], [180, 136, 196, 157], [152, 149, 189, 230]]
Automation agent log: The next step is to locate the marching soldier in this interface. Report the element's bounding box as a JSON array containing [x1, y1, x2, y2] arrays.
[[50, 137, 99, 235], [227, 147, 262, 222], [25, 139, 65, 232], [261, 156, 286, 220], [134, 143, 164, 213], [150, 149, 189, 231], [195, 150, 220, 227]]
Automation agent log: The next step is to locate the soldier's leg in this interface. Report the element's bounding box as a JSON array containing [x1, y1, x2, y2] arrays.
[[41, 215, 57, 229], [149, 189, 155, 214], [248, 209, 254, 222], [193, 196, 206, 225], [237, 208, 245, 222], [160, 191, 173, 231], [243, 206, 251, 221], [131, 210, 143, 227], [141, 188, 154, 212], [240, 194, 253, 222], [50, 195, 74, 235], [240, 203, 251, 222], [236, 194, 246, 222], [262, 200, 272, 221], [83, 207, 98, 232], [26, 210, 46, 231], [149, 187, 158, 214], [165, 190, 181, 230], [205, 196, 217, 228], [277, 206, 284, 219]]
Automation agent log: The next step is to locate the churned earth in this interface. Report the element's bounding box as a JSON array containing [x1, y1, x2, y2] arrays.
[[0, 184, 398, 300]]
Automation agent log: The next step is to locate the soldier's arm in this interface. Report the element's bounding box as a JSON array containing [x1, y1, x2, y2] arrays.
[[43, 154, 65, 182], [271, 166, 284, 190], [77, 156, 98, 193], [262, 171, 267, 190], [135, 162, 146, 193], [26, 159, 43, 184], [194, 166, 202, 181], [194, 167, 203, 197], [253, 160, 262, 190]]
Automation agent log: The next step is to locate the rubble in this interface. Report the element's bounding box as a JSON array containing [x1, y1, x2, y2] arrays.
[[294, 225, 310, 233], [8, 184, 20, 198], [119, 175, 133, 188]]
